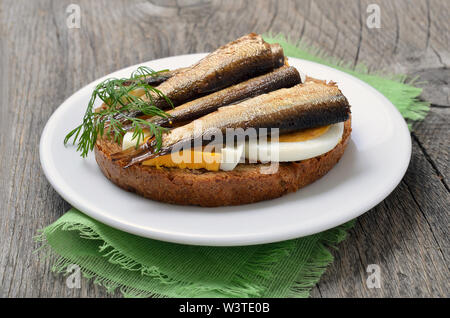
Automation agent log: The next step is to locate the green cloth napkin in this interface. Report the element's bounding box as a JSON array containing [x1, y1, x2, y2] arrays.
[[36, 35, 429, 298]]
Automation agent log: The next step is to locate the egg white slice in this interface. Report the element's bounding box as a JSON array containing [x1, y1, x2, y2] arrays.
[[122, 130, 151, 151], [246, 122, 344, 162], [220, 142, 245, 171]]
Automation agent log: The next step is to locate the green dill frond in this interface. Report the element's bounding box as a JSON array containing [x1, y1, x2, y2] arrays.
[[64, 66, 171, 157]]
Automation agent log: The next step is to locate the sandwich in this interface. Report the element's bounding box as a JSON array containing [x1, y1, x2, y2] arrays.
[[66, 33, 351, 207]]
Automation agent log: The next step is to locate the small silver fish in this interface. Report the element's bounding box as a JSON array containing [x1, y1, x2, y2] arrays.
[[112, 81, 350, 167], [123, 65, 301, 130]]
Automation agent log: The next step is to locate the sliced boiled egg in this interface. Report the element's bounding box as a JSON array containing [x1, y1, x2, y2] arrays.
[[123, 129, 244, 171], [143, 150, 222, 171], [246, 122, 344, 162], [123, 122, 344, 171], [122, 130, 151, 151], [219, 142, 245, 171], [142, 144, 245, 172]]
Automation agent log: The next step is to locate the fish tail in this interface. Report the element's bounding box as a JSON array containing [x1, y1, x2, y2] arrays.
[[110, 141, 152, 163], [123, 146, 171, 168], [123, 151, 159, 168], [150, 117, 171, 127], [112, 112, 129, 122], [111, 139, 171, 168], [120, 116, 172, 131]]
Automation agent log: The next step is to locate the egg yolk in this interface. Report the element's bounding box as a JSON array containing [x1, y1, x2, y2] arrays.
[[277, 125, 330, 142], [142, 150, 221, 171], [142, 125, 330, 170]]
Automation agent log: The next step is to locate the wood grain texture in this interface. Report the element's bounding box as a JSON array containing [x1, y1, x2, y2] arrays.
[[0, 0, 448, 298]]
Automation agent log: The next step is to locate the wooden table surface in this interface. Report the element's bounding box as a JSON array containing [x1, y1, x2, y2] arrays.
[[0, 0, 448, 298]]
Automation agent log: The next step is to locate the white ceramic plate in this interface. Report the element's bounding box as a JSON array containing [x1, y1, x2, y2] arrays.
[[40, 54, 411, 246]]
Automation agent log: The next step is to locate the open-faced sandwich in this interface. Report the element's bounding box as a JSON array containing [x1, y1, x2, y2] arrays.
[[66, 33, 351, 207]]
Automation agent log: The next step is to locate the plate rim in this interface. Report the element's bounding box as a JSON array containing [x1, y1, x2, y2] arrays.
[[40, 54, 411, 246]]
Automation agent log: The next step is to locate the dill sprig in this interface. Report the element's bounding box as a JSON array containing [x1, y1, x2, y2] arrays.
[[64, 66, 172, 157]]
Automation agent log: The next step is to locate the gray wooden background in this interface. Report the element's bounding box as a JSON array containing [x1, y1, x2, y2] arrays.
[[0, 0, 448, 298]]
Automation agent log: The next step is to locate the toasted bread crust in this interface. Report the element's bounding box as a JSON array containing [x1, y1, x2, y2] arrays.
[[94, 119, 351, 206]]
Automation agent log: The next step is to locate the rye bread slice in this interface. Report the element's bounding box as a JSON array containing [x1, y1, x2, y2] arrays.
[[94, 119, 351, 207]]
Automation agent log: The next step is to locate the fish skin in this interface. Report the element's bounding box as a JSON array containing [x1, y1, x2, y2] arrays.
[[162, 81, 350, 147], [143, 33, 285, 109], [143, 65, 301, 128], [114, 33, 284, 123], [122, 68, 188, 87], [112, 81, 350, 167]]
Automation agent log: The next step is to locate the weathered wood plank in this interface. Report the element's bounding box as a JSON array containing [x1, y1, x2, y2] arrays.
[[313, 138, 449, 297], [413, 107, 450, 188], [0, 0, 448, 298], [411, 69, 450, 107]]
